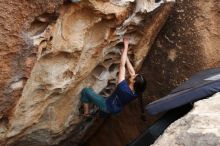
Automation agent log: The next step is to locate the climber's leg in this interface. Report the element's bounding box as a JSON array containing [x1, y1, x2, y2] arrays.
[[81, 88, 91, 116], [81, 88, 108, 114], [82, 103, 90, 116], [81, 88, 92, 103]]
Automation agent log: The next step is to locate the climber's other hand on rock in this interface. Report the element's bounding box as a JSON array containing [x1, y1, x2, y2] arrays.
[[123, 37, 129, 46]]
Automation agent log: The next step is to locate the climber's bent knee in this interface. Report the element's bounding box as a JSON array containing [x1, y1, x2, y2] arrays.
[[81, 87, 93, 103]]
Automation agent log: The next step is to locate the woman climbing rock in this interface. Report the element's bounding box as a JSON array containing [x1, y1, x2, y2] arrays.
[[81, 37, 147, 119]]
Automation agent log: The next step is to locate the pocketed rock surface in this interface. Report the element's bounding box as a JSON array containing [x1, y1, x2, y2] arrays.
[[0, 0, 174, 145]]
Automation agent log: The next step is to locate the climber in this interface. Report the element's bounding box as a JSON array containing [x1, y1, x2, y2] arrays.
[[80, 37, 147, 119]]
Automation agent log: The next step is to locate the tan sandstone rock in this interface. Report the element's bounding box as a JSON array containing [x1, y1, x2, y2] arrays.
[[0, 0, 174, 145]]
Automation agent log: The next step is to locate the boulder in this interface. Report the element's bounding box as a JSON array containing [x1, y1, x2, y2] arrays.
[[151, 92, 220, 146], [86, 0, 220, 145], [141, 0, 220, 100], [0, 0, 174, 145]]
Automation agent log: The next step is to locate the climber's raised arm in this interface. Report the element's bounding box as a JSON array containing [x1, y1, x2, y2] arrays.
[[126, 57, 136, 77], [117, 38, 129, 84]]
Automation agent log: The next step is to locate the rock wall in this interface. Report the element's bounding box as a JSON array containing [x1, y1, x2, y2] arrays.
[[86, 0, 220, 146], [0, 0, 174, 145], [141, 0, 220, 101], [151, 92, 220, 146]]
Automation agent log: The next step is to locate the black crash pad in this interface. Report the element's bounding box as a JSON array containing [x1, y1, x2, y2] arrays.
[[146, 68, 220, 115]]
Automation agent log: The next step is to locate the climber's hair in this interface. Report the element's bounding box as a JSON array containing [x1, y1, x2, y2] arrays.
[[155, 0, 162, 3], [134, 74, 146, 94], [134, 74, 147, 121]]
